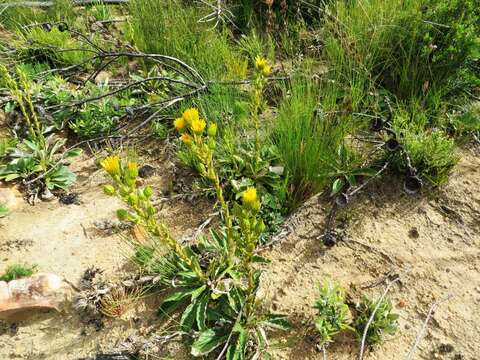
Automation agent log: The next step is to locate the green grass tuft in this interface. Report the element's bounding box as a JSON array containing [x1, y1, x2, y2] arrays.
[[0, 263, 38, 282]]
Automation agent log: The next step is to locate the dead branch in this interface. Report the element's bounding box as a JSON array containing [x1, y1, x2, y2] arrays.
[[404, 294, 454, 360]]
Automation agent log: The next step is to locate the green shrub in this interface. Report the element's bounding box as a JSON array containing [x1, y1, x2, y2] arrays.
[[314, 281, 352, 347], [0, 263, 37, 282], [392, 109, 458, 186], [353, 295, 399, 346]]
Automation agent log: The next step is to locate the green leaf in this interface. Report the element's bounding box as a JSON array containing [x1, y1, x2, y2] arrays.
[[226, 324, 247, 360], [4, 173, 20, 181], [262, 314, 291, 331], [0, 204, 9, 218], [191, 329, 228, 357], [350, 168, 377, 177], [252, 255, 270, 264], [196, 292, 209, 331], [157, 289, 192, 319], [180, 302, 198, 331], [331, 178, 344, 195], [64, 148, 83, 158]]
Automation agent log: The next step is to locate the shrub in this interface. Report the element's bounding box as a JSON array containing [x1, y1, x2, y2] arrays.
[[353, 295, 399, 346], [392, 109, 458, 186], [0, 263, 37, 282], [314, 281, 352, 347]]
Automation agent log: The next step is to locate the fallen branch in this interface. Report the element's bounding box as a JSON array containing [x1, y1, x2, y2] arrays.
[[404, 294, 454, 360]]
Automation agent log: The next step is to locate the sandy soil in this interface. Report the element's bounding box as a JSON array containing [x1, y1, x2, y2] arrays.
[[0, 146, 478, 360], [261, 148, 480, 360]]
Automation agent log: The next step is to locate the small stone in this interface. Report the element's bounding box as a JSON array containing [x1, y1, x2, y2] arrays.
[[408, 227, 419, 238], [41, 188, 55, 201], [59, 192, 80, 205], [138, 165, 155, 179], [438, 343, 454, 354], [453, 353, 465, 360]]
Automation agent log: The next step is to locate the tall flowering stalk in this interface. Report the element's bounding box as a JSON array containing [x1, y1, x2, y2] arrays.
[[101, 155, 205, 280], [235, 187, 265, 318], [0, 65, 44, 146], [251, 57, 271, 170], [174, 108, 237, 262]]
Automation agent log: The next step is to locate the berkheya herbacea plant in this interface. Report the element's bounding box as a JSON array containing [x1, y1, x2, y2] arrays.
[[0, 65, 80, 190], [101, 56, 289, 360]]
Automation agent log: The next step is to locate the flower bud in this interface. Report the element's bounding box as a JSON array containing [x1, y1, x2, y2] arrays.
[[127, 194, 138, 206], [207, 123, 217, 137], [143, 186, 153, 198], [147, 205, 156, 216], [116, 209, 129, 221], [103, 185, 115, 196]]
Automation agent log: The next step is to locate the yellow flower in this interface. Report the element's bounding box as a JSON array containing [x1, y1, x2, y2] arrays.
[[191, 118, 206, 134], [180, 133, 193, 145], [242, 187, 257, 207], [262, 64, 271, 77], [174, 117, 186, 131], [182, 108, 199, 125], [255, 56, 268, 72], [101, 155, 120, 176]]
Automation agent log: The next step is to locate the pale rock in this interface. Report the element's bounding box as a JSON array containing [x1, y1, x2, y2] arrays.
[[0, 273, 71, 320]]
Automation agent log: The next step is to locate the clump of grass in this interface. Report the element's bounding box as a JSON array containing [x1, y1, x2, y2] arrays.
[[323, 0, 479, 106], [271, 78, 358, 207], [16, 26, 92, 66], [353, 295, 399, 346], [314, 281, 352, 348], [129, 0, 244, 79], [0, 263, 38, 282]]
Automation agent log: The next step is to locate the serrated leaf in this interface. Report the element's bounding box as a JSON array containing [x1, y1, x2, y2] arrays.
[[262, 314, 291, 331], [226, 324, 247, 360], [157, 289, 192, 319], [191, 329, 228, 357], [180, 302, 198, 331], [196, 292, 209, 331]]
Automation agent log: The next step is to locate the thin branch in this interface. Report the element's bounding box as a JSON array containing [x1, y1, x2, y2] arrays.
[[404, 294, 454, 360], [358, 276, 401, 360]]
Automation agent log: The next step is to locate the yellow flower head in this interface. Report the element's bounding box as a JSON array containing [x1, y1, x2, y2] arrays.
[[182, 108, 199, 125], [180, 133, 193, 145], [255, 56, 268, 72], [191, 118, 207, 134], [174, 117, 186, 131], [242, 187, 258, 207], [262, 64, 271, 77], [101, 155, 120, 176]]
